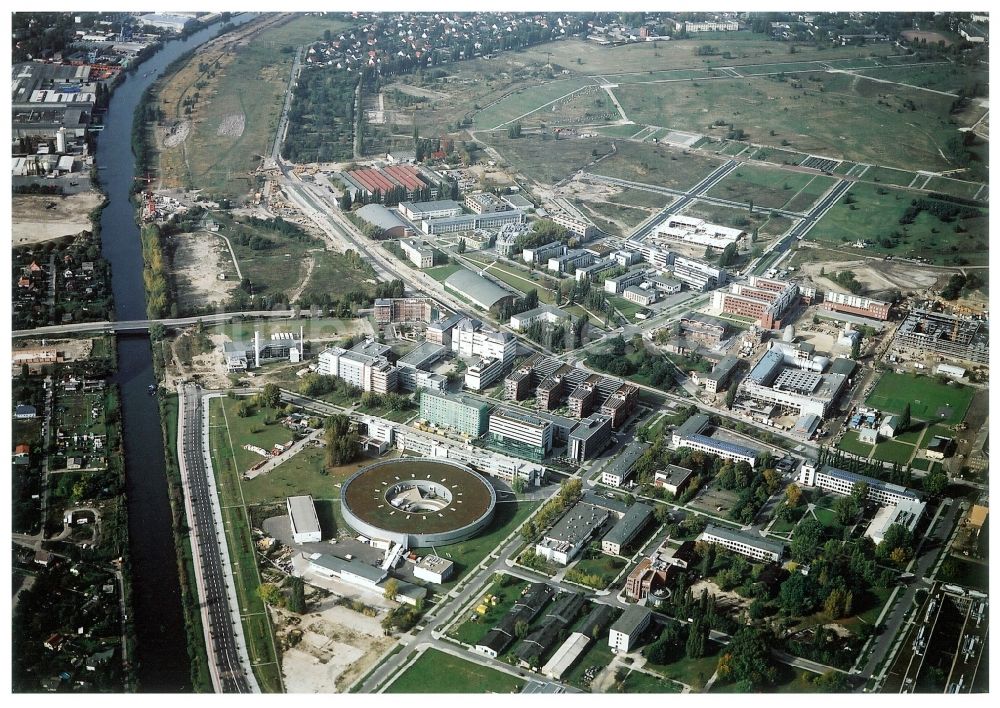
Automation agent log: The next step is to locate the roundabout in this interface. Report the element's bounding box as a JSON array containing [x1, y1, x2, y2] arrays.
[[340, 457, 497, 547]]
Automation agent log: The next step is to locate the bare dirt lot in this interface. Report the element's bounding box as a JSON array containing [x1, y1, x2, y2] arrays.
[[275, 598, 397, 693], [217, 112, 246, 138], [172, 231, 238, 311], [12, 192, 104, 245], [901, 30, 953, 47], [160, 120, 191, 149], [796, 253, 944, 296]]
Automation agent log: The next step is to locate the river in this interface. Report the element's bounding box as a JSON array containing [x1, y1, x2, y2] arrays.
[[95, 13, 255, 692]]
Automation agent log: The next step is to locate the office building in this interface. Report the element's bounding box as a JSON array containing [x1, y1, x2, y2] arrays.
[[567, 413, 613, 462], [652, 215, 744, 250], [601, 503, 654, 555], [741, 347, 848, 419], [287, 495, 322, 544], [413, 555, 455, 584], [893, 309, 988, 364], [510, 305, 571, 332], [426, 312, 465, 347], [712, 276, 799, 329], [623, 285, 657, 306], [549, 209, 597, 241], [535, 502, 610, 565], [701, 356, 740, 394], [601, 440, 649, 488], [822, 291, 890, 321], [548, 249, 594, 274], [488, 408, 553, 461], [654, 465, 693, 495], [609, 605, 651, 654], [317, 339, 398, 394], [701, 524, 785, 562], [605, 267, 647, 294], [567, 381, 598, 418], [600, 384, 638, 428], [400, 238, 435, 268], [465, 192, 509, 214], [396, 341, 447, 391], [373, 297, 436, 324], [575, 258, 618, 282], [672, 413, 759, 467], [796, 464, 922, 506], [523, 241, 566, 265], [866, 498, 926, 546], [223, 328, 303, 372], [671, 256, 726, 291], [421, 209, 524, 234], [398, 200, 462, 221], [418, 389, 492, 437], [536, 374, 565, 410]]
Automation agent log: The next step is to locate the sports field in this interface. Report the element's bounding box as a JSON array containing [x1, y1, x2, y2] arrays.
[[385, 648, 525, 693], [806, 182, 988, 266], [865, 372, 974, 424]]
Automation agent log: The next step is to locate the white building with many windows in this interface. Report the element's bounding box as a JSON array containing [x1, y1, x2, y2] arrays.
[[701, 524, 785, 562], [797, 464, 921, 506]]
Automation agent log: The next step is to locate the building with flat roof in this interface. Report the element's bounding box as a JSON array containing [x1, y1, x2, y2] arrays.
[[601, 440, 649, 487], [223, 329, 303, 372], [535, 502, 610, 565], [609, 605, 651, 654], [413, 554, 455, 584], [548, 249, 594, 274], [465, 192, 510, 214], [287, 495, 322, 544], [426, 312, 465, 347], [419, 389, 492, 437], [421, 209, 524, 234], [672, 413, 759, 466], [652, 215, 745, 250], [702, 356, 740, 394], [741, 347, 849, 419], [139, 13, 196, 31], [489, 408, 553, 461], [400, 238, 435, 268], [444, 269, 518, 311], [307, 553, 388, 590], [510, 305, 571, 332], [701, 524, 785, 562], [549, 209, 597, 241], [396, 341, 447, 391], [822, 291, 890, 321], [654, 464, 693, 495], [671, 256, 726, 292], [398, 200, 463, 221], [713, 276, 799, 329], [523, 241, 566, 265], [602, 502, 654, 555], [568, 413, 613, 463], [318, 338, 397, 394], [373, 297, 437, 324], [605, 267, 648, 294], [797, 464, 921, 506], [893, 309, 988, 364], [623, 285, 657, 306], [866, 498, 926, 546]]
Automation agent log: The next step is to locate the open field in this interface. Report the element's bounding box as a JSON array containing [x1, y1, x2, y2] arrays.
[[854, 63, 988, 94], [11, 192, 103, 245], [385, 648, 524, 693], [865, 372, 974, 424], [472, 77, 597, 129], [591, 140, 724, 190], [448, 577, 529, 646], [612, 71, 982, 172], [805, 182, 988, 266], [154, 14, 354, 197], [644, 637, 723, 691], [706, 164, 834, 212], [173, 231, 239, 310], [484, 133, 615, 186]]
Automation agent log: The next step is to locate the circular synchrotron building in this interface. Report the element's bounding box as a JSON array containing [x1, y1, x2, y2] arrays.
[[340, 458, 496, 547]]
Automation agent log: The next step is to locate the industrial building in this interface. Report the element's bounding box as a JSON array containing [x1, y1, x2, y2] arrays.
[[307, 553, 387, 590], [398, 199, 463, 221], [400, 238, 435, 268], [652, 215, 744, 250], [893, 309, 988, 364], [678, 313, 729, 346], [341, 165, 427, 200], [354, 204, 412, 238], [138, 13, 196, 31], [821, 291, 890, 321], [223, 328, 303, 372], [601, 441, 649, 488], [488, 408, 553, 461], [712, 276, 799, 329], [287, 495, 322, 544], [418, 389, 492, 437], [672, 413, 760, 467], [535, 502, 610, 565], [444, 269, 518, 311], [609, 605, 651, 654], [317, 338, 398, 394], [700, 524, 786, 562], [601, 502, 654, 555], [567, 413, 613, 462], [421, 209, 524, 234]]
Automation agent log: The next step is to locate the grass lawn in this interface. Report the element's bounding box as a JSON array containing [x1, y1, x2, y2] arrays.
[[811, 505, 840, 529], [918, 424, 957, 449], [427, 264, 464, 282], [622, 669, 684, 693], [871, 439, 916, 465], [595, 123, 650, 138], [607, 295, 646, 321], [608, 187, 674, 210], [385, 648, 524, 693], [485, 133, 616, 186], [472, 77, 596, 129], [807, 182, 988, 266], [210, 396, 300, 474], [866, 373, 975, 424], [413, 500, 540, 587], [568, 553, 628, 589], [864, 165, 917, 187], [644, 638, 723, 691], [447, 577, 529, 646]]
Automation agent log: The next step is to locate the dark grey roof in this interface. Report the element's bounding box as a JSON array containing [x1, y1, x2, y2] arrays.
[[581, 489, 630, 516], [579, 603, 617, 639], [674, 412, 710, 439], [603, 502, 654, 548], [545, 592, 585, 625], [445, 268, 517, 310], [829, 357, 857, 376], [707, 356, 740, 382], [477, 628, 514, 654], [309, 554, 387, 583], [610, 604, 651, 636], [569, 414, 612, 443], [355, 203, 410, 232], [513, 583, 555, 619], [603, 440, 649, 480], [703, 524, 786, 557], [543, 503, 609, 547]]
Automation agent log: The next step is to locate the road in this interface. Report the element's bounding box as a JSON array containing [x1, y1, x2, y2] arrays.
[[177, 384, 258, 693], [12, 309, 299, 338]]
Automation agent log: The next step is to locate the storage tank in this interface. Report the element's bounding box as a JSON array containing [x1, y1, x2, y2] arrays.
[[782, 325, 795, 342]]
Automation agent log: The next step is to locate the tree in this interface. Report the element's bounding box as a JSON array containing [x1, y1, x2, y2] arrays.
[[790, 519, 824, 562], [899, 402, 911, 432], [823, 587, 853, 619], [259, 382, 281, 409], [725, 386, 737, 409], [785, 484, 802, 507], [515, 619, 530, 639], [258, 583, 284, 607], [287, 577, 306, 614], [686, 617, 708, 658], [383, 578, 399, 602], [456, 237, 466, 254], [833, 495, 860, 526], [719, 627, 776, 689]]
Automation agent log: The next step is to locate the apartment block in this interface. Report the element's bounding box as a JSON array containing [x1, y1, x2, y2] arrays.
[[821, 291, 890, 321]]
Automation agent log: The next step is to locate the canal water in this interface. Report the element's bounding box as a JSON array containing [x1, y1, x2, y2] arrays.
[[95, 14, 255, 691]]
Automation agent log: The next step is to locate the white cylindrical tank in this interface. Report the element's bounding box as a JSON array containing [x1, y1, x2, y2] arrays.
[[782, 325, 795, 342]]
